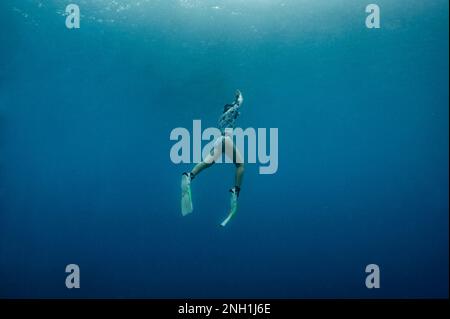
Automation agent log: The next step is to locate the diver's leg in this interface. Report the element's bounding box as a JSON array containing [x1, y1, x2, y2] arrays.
[[190, 160, 213, 177], [224, 137, 244, 193], [188, 137, 224, 178], [181, 138, 223, 215], [235, 163, 244, 189], [220, 137, 243, 226]]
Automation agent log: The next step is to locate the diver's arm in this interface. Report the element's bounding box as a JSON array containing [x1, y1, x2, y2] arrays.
[[235, 90, 243, 107]]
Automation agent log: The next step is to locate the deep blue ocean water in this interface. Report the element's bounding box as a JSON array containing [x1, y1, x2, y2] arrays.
[[0, 0, 448, 298]]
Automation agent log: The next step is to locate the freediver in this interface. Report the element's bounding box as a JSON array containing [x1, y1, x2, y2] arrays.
[[181, 90, 245, 227]]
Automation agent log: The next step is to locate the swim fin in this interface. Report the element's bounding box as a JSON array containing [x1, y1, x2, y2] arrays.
[[181, 173, 193, 216], [220, 188, 238, 227]]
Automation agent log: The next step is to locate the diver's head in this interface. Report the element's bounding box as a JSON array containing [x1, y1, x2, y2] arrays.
[[235, 89, 241, 98]]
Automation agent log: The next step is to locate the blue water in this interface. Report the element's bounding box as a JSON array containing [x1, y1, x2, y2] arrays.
[[0, 0, 448, 298]]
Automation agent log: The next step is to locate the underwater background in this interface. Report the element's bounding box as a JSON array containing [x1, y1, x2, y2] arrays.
[[0, 0, 448, 298]]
